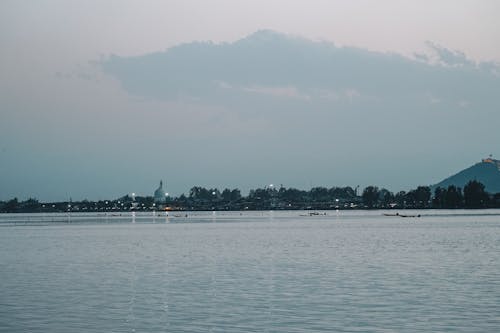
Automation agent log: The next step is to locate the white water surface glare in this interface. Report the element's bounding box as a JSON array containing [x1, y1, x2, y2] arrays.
[[1, 210, 499, 332]]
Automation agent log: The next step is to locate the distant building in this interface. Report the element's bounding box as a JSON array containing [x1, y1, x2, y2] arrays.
[[482, 156, 500, 171], [154, 180, 167, 204], [433, 157, 500, 194]]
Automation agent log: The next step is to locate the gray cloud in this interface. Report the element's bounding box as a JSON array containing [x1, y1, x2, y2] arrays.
[[424, 41, 474, 67], [95, 30, 500, 195], [101, 30, 499, 108], [2, 30, 499, 201]]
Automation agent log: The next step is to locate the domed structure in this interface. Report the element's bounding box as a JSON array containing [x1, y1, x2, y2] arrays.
[[154, 180, 167, 204]]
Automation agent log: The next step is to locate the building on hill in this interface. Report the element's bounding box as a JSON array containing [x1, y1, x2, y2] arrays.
[[433, 157, 500, 194], [154, 180, 167, 204], [482, 156, 500, 171]]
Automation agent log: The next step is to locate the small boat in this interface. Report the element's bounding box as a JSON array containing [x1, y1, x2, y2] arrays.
[[383, 213, 421, 218], [383, 213, 400, 217], [308, 212, 326, 216], [399, 214, 421, 218], [300, 212, 327, 217]]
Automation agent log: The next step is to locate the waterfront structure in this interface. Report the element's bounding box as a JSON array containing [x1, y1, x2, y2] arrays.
[[154, 181, 167, 204]]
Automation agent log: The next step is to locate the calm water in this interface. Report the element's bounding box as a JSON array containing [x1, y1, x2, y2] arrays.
[[1, 210, 499, 332]]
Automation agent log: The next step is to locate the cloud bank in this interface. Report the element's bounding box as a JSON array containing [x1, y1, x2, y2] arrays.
[[95, 31, 500, 195], [3, 30, 500, 200], [102, 30, 499, 105]]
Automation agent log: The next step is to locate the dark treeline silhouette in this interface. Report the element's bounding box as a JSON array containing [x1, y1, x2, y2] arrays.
[[2, 180, 500, 213]]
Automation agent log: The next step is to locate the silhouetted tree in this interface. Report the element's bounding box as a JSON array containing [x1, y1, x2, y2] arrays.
[[329, 186, 356, 199], [492, 193, 500, 208], [310, 187, 329, 202], [433, 187, 446, 208], [221, 188, 241, 202], [175, 194, 188, 205], [415, 186, 431, 208], [362, 186, 379, 208], [189, 187, 212, 201], [444, 185, 463, 208], [463, 180, 489, 208], [394, 191, 407, 208], [405, 190, 417, 208], [4, 198, 19, 213], [21, 198, 40, 212], [379, 188, 394, 208], [248, 188, 271, 200], [278, 187, 307, 203]]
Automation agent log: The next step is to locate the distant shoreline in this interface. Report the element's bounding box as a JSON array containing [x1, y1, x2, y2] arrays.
[[1, 180, 499, 213]]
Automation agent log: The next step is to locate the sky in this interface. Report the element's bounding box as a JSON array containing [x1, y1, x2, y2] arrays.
[[1, 0, 499, 201]]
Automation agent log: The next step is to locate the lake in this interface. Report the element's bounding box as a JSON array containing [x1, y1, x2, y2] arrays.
[[1, 210, 499, 332]]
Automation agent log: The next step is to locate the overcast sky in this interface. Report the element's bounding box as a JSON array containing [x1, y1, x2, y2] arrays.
[[1, 1, 499, 201]]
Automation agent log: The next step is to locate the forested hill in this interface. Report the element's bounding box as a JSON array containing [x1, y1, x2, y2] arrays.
[[433, 161, 500, 193]]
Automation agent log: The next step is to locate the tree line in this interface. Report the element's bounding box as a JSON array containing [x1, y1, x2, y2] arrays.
[[1, 180, 500, 213], [360, 181, 496, 209]]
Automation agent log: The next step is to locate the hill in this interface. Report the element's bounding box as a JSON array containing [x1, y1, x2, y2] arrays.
[[433, 159, 500, 194]]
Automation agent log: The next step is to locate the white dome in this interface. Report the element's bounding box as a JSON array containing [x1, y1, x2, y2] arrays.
[[154, 181, 167, 203]]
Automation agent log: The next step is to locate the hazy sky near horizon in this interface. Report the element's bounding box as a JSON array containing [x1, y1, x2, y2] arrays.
[[1, 0, 500, 201], [2, 0, 500, 62]]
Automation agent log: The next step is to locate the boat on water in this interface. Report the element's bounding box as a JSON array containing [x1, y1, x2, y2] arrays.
[[383, 213, 421, 218], [299, 212, 327, 217]]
